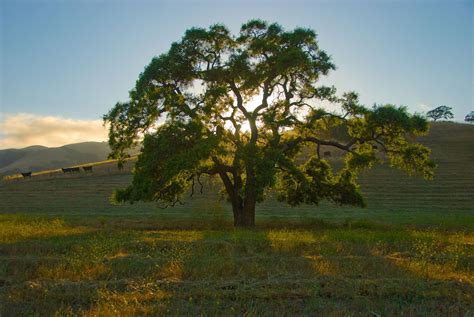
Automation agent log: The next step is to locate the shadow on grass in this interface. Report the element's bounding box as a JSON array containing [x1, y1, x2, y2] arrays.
[[1, 221, 473, 316]]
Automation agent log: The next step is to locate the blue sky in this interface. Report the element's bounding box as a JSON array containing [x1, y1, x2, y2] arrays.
[[0, 0, 473, 148]]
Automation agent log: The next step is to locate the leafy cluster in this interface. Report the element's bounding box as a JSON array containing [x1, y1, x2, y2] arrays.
[[104, 20, 435, 214]]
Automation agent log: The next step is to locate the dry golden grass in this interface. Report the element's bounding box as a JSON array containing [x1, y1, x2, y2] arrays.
[[0, 215, 472, 316]]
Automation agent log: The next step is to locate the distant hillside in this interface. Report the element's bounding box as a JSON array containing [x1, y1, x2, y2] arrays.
[[0, 145, 47, 167], [0, 142, 111, 176], [1, 122, 473, 218]]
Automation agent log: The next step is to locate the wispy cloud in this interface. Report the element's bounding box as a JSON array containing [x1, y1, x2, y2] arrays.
[[416, 103, 431, 114], [0, 113, 108, 149]]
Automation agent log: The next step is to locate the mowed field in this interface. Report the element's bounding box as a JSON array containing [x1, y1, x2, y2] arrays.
[[0, 122, 473, 315]]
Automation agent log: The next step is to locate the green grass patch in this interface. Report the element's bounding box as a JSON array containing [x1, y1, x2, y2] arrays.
[[0, 215, 472, 316]]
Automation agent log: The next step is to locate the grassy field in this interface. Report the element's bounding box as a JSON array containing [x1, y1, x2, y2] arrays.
[[0, 215, 472, 316], [0, 122, 473, 315]]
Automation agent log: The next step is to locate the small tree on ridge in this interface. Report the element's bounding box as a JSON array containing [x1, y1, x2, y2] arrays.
[[465, 111, 474, 123], [426, 106, 454, 121]]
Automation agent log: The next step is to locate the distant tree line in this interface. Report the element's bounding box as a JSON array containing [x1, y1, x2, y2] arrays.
[[425, 105, 473, 123]]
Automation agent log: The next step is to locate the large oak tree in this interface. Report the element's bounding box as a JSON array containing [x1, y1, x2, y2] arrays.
[[104, 20, 435, 227]]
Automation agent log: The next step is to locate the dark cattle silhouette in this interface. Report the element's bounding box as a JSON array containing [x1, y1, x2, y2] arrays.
[[21, 172, 32, 178], [323, 151, 331, 157], [62, 167, 80, 173], [372, 145, 378, 150], [82, 166, 93, 172]]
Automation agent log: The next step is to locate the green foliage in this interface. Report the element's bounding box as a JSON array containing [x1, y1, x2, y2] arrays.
[[275, 157, 365, 207], [113, 120, 219, 206], [104, 20, 435, 225]]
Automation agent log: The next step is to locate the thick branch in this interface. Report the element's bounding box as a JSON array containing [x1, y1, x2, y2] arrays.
[[228, 81, 251, 119], [282, 136, 355, 153], [253, 80, 272, 116], [219, 108, 242, 144], [201, 162, 235, 176]]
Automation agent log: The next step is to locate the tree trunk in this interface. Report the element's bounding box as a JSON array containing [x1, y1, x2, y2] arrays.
[[231, 200, 243, 226], [235, 143, 258, 228], [232, 198, 256, 227], [220, 142, 258, 227]]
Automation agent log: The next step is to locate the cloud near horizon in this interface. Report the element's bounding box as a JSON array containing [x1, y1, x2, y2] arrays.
[[416, 103, 431, 114], [0, 113, 108, 149]]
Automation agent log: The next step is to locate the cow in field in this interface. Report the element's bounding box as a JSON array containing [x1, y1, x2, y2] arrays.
[[21, 172, 32, 178], [323, 151, 331, 157], [62, 167, 80, 174], [82, 166, 93, 172]]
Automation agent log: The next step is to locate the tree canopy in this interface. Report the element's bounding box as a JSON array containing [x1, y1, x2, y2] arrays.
[[426, 106, 454, 121], [104, 20, 435, 227], [465, 111, 474, 123]]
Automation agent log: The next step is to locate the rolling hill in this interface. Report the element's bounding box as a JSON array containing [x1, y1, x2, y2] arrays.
[[0, 142, 111, 176], [0, 122, 472, 226]]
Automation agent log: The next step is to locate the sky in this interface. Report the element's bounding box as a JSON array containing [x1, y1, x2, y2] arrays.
[[0, 0, 472, 149]]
